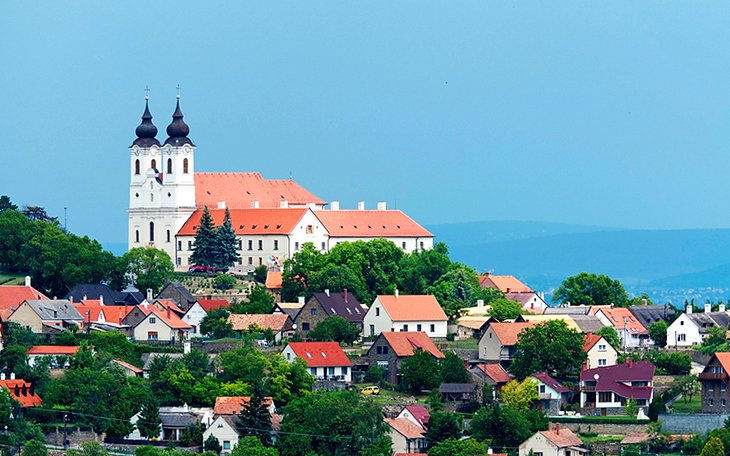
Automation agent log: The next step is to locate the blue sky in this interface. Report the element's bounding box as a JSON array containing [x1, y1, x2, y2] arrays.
[[2, 2, 730, 244]]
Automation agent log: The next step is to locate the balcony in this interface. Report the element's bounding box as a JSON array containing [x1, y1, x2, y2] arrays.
[[699, 372, 728, 381]]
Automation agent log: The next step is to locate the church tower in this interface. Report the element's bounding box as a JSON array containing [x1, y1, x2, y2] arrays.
[[128, 95, 197, 264]]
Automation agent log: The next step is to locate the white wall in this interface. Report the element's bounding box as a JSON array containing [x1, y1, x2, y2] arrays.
[[183, 303, 207, 337], [667, 313, 702, 348], [585, 337, 618, 369], [203, 417, 239, 455], [281, 345, 351, 382], [362, 297, 394, 337], [328, 236, 433, 254]]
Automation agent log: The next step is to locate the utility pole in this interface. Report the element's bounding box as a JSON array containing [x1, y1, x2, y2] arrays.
[[63, 413, 69, 450]]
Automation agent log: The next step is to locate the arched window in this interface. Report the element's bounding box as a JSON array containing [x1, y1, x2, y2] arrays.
[[166, 229, 171, 243], [135, 230, 140, 243], [151, 159, 156, 170], [183, 158, 189, 174], [149, 222, 155, 242], [150, 193, 154, 202], [166, 158, 172, 174], [135, 159, 140, 175]]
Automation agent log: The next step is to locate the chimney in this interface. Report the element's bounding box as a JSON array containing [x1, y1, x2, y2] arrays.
[[217, 201, 226, 209], [721, 304, 726, 313], [705, 304, 712, 314], [10, 373, 15, 380], [686, 304, 693, 314], [167, 307, 171, 319], [184, 342, 191, 354], [330, 201, 340, 211], [555, 423, 560, 435], [627, 358, 633, 368], [99, 295, 104, 306], [24, 276, 31, 287], [83, 295, 87, 301], [123, 305, 128, 324], [325, 289, 330, 297], [641, 298, 648, 306], [357, 201, 365, 210], [1, 373, 5, 381], [147, 288, 153, 301], [344, 289, 348, 303], [280, 199, 289, 208], [251, 200, 260, 209], [395, 289, 399, 298], [298, 296, 305, 305], [506, 288, 511, 294], [377, 201, 387, 211], [477, 299, 484, 309]]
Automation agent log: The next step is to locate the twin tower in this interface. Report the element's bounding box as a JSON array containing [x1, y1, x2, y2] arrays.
[[127, 96, 198, 263]]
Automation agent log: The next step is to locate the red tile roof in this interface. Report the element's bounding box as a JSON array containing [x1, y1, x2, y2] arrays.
[[266, 271, 283, 290], [475, 363, 512, 384], [314, 210, 432, 238], [597, 307, 647, 334], [111, 359, 143, 374], [228, 313, 293, 332], [532, 372, 570, 394], [541, 428, 583, 448], [197, 299, 229, 312], [148, 308, 192, 330], [378, 332, 445, 358], [402, 405, 430, 428], [712, 352, 730, 375], [376, 295, 447, 322], [385, 418, 425, 439], [580, 360, 655, 400], [583, 333, 604, 351], [487, 321, 539, 346], [479, 274, 532, 293], [0, 285, 49, 320], [0, 380, 42, 407], [177, 208, 308, 236], [195, 172, 325, 208], [154, 299, 185, 316], [101, 306, 131, 325], [213, 396, 274, 415], [27, 345, 80, 356], [286, 342, 352, 367], [73, 301, 104, 322]]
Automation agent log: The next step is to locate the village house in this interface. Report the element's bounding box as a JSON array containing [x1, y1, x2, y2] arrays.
[[131, 307, 191, 342], [628, 304, 675, 330], [456, 315, 493, 340], [8, 299, 84, 334], [273, 298, 305, 320], [479, 273, 533, 293], [699, 352, 730, 412], [26, 345, 80, 368], [203, 414, 283, 455], [580, 360, 655, 415], [155, 281, 198, 312], [469, 363, 512, 395], [65, 283, 144, 306], [385, 418, 428, 455], [439, 383, 478, 403], [478, 321, 538, 363], [281, 341, 352, 383], [265, 270, 283, 300], [506, 291, 549, 313], [594, 306, 649, 349], [227, 313, 294, 342], [0, 375, 42, 407], [362, 293, 448, 339], [129, 404, 212, 441], [667, 304, 730, 348], [519, 425, 587, 456], [292, 290, 365, 338], [182, 301, 208, 337], [213, 396, 276, 416], [396, 405, 430, 429], [366, 331, 445, 384], [583, 333, 618, 369], [531, 372, 570, 416], [111, 359, 144, 377], [0, 277, 48, 321]]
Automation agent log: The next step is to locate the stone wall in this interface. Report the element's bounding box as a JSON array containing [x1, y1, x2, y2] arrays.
[[553, 422, 648, 435], [584, 441, 623, 456], [659, 413, 728, 434], [45, 427, 99, 447]]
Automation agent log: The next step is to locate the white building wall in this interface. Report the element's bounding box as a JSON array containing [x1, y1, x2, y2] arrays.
[[478, 326, 505, 362], [133, 314, 175, 341], [585, 338, 618, 369], [519, 433, 562, 456], [667, 313, 702, 348], [182, 303, 207, 337], [362, 297, 395, 338], [327, 236, 433, 254], [280, 345, 351, 382], [203, 417, 240, 455]]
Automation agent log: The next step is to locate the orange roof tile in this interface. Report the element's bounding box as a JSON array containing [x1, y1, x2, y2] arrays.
[[266, 271, 283, 290], [73, 302, 104, 322], [101, 306, 131, 325], [177, 208, 308, 236], [597, 307, 647, 334], [27, 345, 80, 356], [0, 380, 42, 407], [195, 172, 325, 208], [314, 210, 432, 238], [376, 295, 447, 322], [111, 359, 143, 373], [378, 332, 445, 358], [488, 321, 539, 346], [583, 333, 604, 351], [711, 353, 730, 375], [541, 428, 583, 448], [286, 342, 352, 367], [475, 363, 512, 384], [148, 308, 191, 330], [478, 274, 532, 293], [385, 418, 426, 440], [0, 286, 49, 320], [213, 396, 274, 415], [228, 313, 293, 332], [154, 299, 185, 316], [197, 299, 229, 312]]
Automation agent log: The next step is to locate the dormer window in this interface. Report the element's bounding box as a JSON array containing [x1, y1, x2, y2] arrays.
[[321, 352, 327, 358]]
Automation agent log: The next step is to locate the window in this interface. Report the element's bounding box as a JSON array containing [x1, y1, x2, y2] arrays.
[[376, 307, 380, 317], [310, 367, 317, 375], [417, 324, 422, 331], [419, 241, 424, 249], [149, 317, 156, 324], [598, 344, 606, 351], [402, 241, 406, 249], [273, 240, 279, 250], [258, 240, 263, 250], [248, 257, 253, 265], [722, 383, 727, 392], [327, 367, 335, 375], [188, 240, 193, 249], [311, 308, 318, 316], [598, 359, 607, 366], [370, 324, 375, 336], [598, 392, 612, 403], [176, 257, 181, 265], [430, 324, 435, 332], [680, 320, 684, 325], [341, 367, 348, 375], [150, 193, 154, 202], [178, 240, 182, 250], [306, 225, 313, 234], [295, 242, 300, 251], [302, 322, 310, 331], [678, 334, 686, 342], [286, 353, 291, 360], [539, 385, 546, 394], [248, 240, 253, 250], [166, 158, 172, 174], [534, 453, 543, 456], [321, 242, 326, 250], [149, 221, 155, 242], [710, 383, 715, 392], [148, 331, 158, 340], [402, 324, 409, 331], [135, 230, 140, 243], [223, 442, 231, 450], [183, 158, 189, 173], [710, 399, 715, 406], [166, 230, 171, 243], [135, 159, 140, 175], [724, 399, 727, 407], [151, 159, 156, 170]]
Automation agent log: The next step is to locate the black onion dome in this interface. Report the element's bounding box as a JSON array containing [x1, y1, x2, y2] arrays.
[[132, 99, 161, 147], [164, 97, 194, 146]]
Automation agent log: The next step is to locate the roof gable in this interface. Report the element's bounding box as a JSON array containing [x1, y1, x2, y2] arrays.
[[228, 313, 292, 332], [311, 292, 365, 322], [474, 363, 512, 384], [479, 274, 532, 293], [484, 321, 538, 346], [286, 342, 352, 367], [375, 295, 447, 322], [375, 332, 445, 358]]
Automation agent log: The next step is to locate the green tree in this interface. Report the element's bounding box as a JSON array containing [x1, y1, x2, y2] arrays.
[[213, 208, 240, 269], [429, 266, 480, 320], [281, 244, 325, 301], [625, 398, 638, 417], [309, 316, 361, 344], [0, 344, 29, 372], [307, 263, 368, 302], [700, 326, 729, 355], [675, 375, 701, 404], [596, 326, 621, 350], [553, 272, 629, 306], [424, 412, 463, 446], [22, 440, 48, 456], [191, 206, 217, 267], [487, 297, 524, 321], [0, 208, 35, 271], [701, 436, 725, 456], [200, 308, 233, 339], [205, 435, 223, 455], [427, 439, 487, 456], [649, 321, 668, 348], [121, 247, 173, 295], [469, 404, 537, 449], [137, 395, 162, 440], [67, 441, 110, 456], [214, 274, 237, 290], [233, 286, 275, 314], [510, 320, 587, 379], [400, 349, 441, 394], [232, 437, 280, 456], [501, 378, 539, 411], [237, 378, 273, 446], [253, 265, 268, 284], [439, 352, 469, 384], [0, 195, 17, 211], [398, 245, 452, 295]]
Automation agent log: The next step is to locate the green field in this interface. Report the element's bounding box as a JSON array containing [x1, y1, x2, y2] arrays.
[[670, 395, 702, 414], [0, 272, 24, 285]]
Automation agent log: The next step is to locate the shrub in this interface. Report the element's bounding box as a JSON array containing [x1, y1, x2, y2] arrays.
[[213, 274, 237, 290]]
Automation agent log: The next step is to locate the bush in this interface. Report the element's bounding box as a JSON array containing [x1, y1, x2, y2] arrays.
[[213, 274, 237, 290]]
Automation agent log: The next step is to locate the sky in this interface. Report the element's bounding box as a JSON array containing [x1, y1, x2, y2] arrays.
[[2, 2, 730, 245]]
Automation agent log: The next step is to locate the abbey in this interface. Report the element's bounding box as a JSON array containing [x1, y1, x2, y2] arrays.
[[128, 97, 433, 271]]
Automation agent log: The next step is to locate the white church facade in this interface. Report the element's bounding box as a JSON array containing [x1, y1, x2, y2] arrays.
[[127, 96, 433, 271]]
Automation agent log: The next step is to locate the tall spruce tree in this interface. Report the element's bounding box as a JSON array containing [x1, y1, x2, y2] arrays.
[[137, 395, 162, 440], [237, 378, 273, 446], [213, 208, 239, 269], [190, 206, 216, 267]]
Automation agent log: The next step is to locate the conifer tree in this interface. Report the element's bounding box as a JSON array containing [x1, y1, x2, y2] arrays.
[[137, 395, 162, 440], [213, 208, 239, 269], [190, 206, 216, 267], [237, 378, 273, 446]]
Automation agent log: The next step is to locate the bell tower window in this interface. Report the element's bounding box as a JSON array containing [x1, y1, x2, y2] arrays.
[[135, 230, 140, 243], [149, 222, 155, 242], [183, 158, 189, 174], [135, 159, 140, 175], [151, 159, 156, 170], [166, 229, 171, 243], [166, 158, 172, 174]]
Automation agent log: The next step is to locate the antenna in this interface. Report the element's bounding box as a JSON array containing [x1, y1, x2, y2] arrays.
[[144, 85, 150, 100]]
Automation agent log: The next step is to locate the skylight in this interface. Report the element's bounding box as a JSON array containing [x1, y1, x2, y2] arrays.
[[321, 352, 327, 358]]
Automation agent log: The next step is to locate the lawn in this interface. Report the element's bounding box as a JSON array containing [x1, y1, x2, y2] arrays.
[[441, 338, 479, 350], [580, 435, 624, 443], [353, 383, 427, 406], [669, 395, 702, 414], [0, 272, 24, 285]]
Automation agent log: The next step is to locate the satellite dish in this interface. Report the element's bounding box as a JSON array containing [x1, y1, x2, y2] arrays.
[[292, 324, 297, 330], [594, 374, 600, 380]]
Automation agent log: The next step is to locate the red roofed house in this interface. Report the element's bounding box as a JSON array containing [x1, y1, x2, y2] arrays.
[[363, 293, 448, 339], [385, 418, 427, 455], [0, 277, 49, 321], [27, 345, 80, 368], [580, 360, 655, 415], [213, 396, 276, 416], [183, 299, 229, 338], [519, 425, 587, 456], [227, 313, 294, 342], [478, 321, 539, 363], [595, 307, 649, 349], [699, 352, 730, 413], [366, 331, 445, 384], [583, 333, 618, 369], [0, 376, 42, 407], [531, 372, 571, 415], [396, 405, 430, 429], [265, 271, 283, 300], [131, 307, 192, 342], [470, 363, 512, 394], [281, 342, 352, 383], [479, 273, 533, 294]]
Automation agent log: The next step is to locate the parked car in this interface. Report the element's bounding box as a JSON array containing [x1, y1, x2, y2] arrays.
[[360, 386, 380, 396]]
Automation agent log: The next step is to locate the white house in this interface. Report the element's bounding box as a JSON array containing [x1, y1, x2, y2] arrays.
[[519, 426, 587, 456], [583, 334, 618, 369], [182, 302, 207, 337], [281, 342, 352, 383], [26, 346, 80, 368], [362, 293, 448, 339], [384, 418, 427, 455], [506, 292, 549, 313], [667, 305, 730, 348], [131, 308, 191, 342], [531, 372, 570, 415], [203, 416, 240, 455], [594, 307, 649, 349]]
